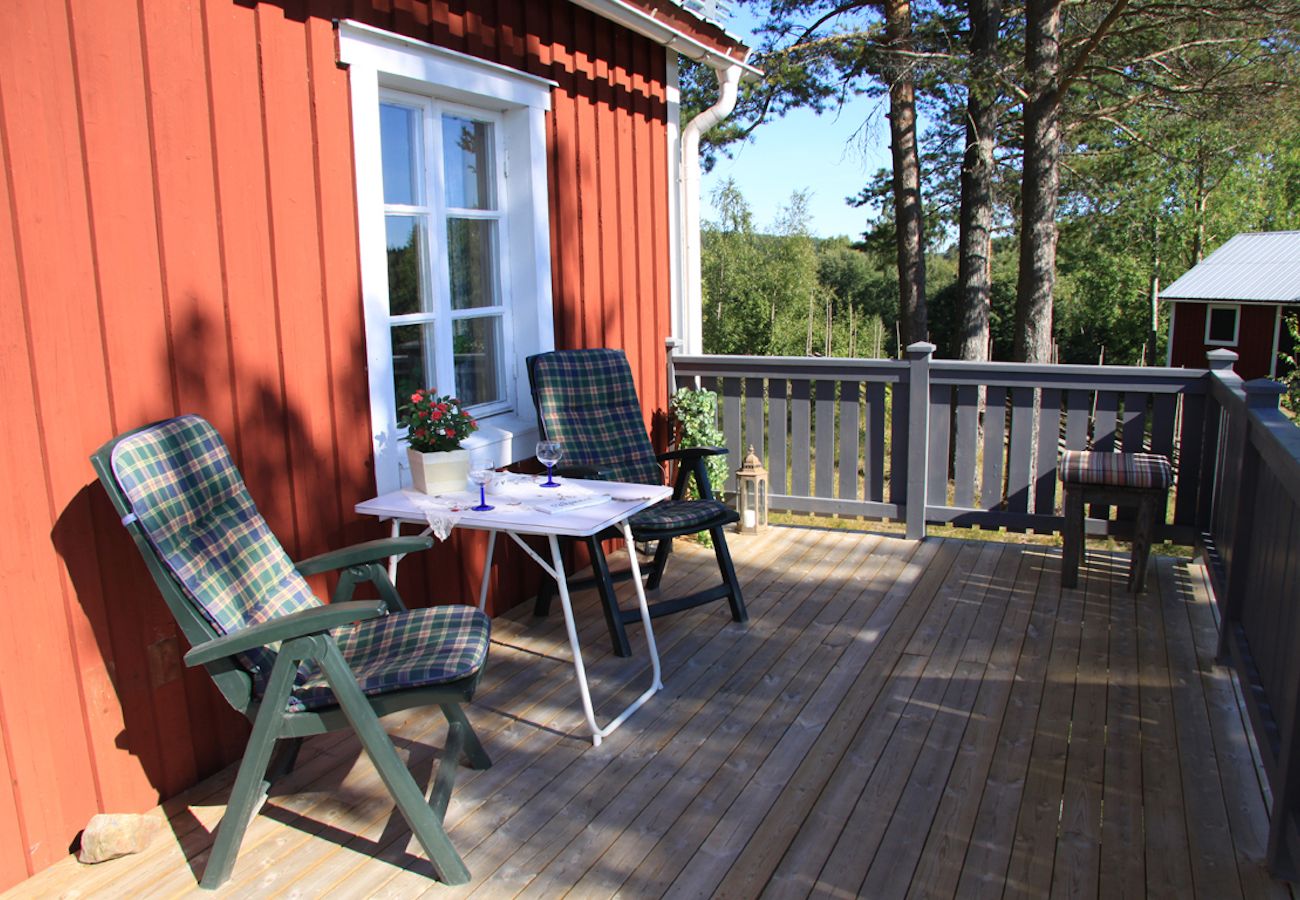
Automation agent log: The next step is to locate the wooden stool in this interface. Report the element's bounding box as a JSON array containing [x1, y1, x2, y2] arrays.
[[1060, 450, 1172, 593]]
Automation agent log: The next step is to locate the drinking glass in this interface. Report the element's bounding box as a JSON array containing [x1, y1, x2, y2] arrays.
[[535, 440, 563, 487], [468, 455, 495, 511]]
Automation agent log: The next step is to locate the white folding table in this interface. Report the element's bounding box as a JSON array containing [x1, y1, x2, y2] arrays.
[[355, 478, 673, 746]]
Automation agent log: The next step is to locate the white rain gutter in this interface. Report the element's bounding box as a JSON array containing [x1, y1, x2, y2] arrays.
[[680, 63, 742, 354], [568, 0, 760, 355]]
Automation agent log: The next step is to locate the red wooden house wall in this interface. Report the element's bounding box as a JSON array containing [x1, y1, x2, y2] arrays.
[[1168, 302, 1280, 381], [0, 0, 720, 887]]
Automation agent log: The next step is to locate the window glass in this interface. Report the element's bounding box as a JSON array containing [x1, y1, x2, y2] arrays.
[[447, 218, 498, 310], [390, 322, 438, 406], [379, 103, 419, 206], [442, 116, 495, 210], [1208, 306, 1238, 344], [385, 216, 432, 316], [452, 317, 502, 407]]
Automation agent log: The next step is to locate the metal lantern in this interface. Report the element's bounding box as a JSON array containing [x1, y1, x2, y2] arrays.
[[735, 445, 768, 534]]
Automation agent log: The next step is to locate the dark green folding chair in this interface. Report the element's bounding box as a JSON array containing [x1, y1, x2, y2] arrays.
[[91, 415, 490, 889], [527, 349, 747, 656]]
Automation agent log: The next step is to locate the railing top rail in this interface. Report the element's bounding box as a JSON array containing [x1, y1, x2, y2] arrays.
[[671, 353, 1208, 394], [930, 360, 1209, 393], [671, 354, 905, 382]]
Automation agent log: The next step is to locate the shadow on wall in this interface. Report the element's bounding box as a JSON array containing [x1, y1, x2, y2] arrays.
[[50, 302, 373, 797]]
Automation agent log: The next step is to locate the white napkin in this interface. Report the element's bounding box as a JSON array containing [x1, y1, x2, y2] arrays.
[[403, 493, 465, 541]]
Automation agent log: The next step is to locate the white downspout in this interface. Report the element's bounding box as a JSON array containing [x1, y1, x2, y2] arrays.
[[679, 63, 742, 356]]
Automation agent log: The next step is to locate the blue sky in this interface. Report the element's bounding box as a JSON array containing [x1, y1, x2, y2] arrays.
[[698, 11, 894, 240]]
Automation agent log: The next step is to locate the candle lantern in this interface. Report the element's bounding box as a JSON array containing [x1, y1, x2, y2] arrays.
[[735, 445, 768, 534]]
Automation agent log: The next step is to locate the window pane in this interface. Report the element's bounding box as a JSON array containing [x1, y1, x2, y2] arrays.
[[453, 317, 501, 407], [447, 218, 498, 310], [443, 116, 495, 210], [391, 322, 437, 402], [380, 103, 419, 206], [1208, 307, 1237, 343], [386, 216, 432, 315]]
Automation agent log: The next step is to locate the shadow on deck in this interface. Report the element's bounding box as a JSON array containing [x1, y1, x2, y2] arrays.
[[13, 527, 1292, 899]]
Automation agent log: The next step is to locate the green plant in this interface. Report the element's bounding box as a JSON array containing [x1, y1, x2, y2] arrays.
[[1278, 312, 1300, 417], [399, 390, 477, 452], [670, 387, 728, 499]]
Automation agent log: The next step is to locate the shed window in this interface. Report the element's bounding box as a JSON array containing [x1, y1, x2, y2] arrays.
[[340, 22, 556, 493], [1205, 304, 1240, 346]]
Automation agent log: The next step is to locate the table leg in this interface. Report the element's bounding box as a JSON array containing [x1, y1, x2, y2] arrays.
[[477, 530, 497, 612], [544, 531, 663, 747], [384, 519, 435, 583]]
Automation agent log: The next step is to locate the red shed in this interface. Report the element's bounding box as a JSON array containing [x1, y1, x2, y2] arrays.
[[0, 0, 754, 889], [1160, 230, 1300, 380]]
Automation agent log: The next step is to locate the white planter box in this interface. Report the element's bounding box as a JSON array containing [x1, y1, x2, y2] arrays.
[[407, 447, 470, 494]]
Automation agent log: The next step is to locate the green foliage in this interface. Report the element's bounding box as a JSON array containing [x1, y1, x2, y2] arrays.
[[1277, 313, 1300, 415], [702, 181, 901, 359], [669, 388, 729, 501]]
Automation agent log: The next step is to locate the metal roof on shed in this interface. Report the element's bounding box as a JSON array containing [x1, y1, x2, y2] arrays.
[[1159, 230, 1300, 304]]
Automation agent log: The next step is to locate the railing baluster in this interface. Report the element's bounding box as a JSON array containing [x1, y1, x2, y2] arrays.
[[791, 379, 811, 497], [953, 384, 979, 509], [744, 377, 765, 461], [839, 380, 861, 501], [770, 379, 789, 497], [1035, 388, 1062, 516], [1006, 387, 1034, 514], [1122, 391, 1150, 452], [814, 379, 836, 498], [867, 382, 886, 504], [928, 382, 951, 507], [980, 386, 1007, 511], [722, 376, 742, 495]]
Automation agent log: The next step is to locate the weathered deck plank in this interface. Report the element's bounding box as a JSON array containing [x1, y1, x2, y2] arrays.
[[7, 528, 1290, 900]]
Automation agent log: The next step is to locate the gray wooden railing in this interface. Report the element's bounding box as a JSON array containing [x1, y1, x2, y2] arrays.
[[669, 341, 1300, 878], [670, 341, 1208, 542], [1199, 353, 1300, 878]]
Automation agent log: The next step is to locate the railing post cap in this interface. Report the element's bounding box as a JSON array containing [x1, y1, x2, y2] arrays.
[[1244, 378, 1286, 409], [665, 336, 680, 350], [1206, 348, 1239, 370], [906, 341, 936, 358]]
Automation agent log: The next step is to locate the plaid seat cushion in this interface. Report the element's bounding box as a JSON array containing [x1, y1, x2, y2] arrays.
[[629, 498, 738, 535], [111, 415, 320, 686], [1059, 450, 1172, 490], [290, 605, 490, 712], [529, 349, 663, 486]]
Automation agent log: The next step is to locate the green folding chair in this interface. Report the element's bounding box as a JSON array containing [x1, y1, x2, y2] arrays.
[[527, 348, 747, 656], [91, 415, 490, 889]]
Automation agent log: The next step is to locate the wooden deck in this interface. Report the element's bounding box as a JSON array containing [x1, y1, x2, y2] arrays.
[[11, 528, 1292, 899]]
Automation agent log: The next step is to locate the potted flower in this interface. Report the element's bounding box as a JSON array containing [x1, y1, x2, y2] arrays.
[[400, 390, 478, 494]]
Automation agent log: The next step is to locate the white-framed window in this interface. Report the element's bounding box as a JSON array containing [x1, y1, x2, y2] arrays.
[[340, 21, 556, 493], [1205, 303, 1240, 346]]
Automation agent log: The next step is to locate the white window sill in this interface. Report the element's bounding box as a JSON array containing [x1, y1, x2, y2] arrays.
[[461, 411, 540, 469]]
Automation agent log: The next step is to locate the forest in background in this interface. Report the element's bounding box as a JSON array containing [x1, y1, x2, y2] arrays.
[[691, 0, 1300, 367]]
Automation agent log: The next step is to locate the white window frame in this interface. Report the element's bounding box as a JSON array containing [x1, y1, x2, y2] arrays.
[[340, 20, 556, 494], [1204, 303, 1240, 347]]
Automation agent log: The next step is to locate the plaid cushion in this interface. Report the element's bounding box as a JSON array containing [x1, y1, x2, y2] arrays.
[[111, 416, 319, 686], [290, 605, 490, 712], [630, 498, 737, 534], [529, 349, 663, 486], [1060, 450, 1172, 489]]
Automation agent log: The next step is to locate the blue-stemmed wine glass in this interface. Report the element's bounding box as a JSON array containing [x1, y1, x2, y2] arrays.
[[536, 440, 562, 488], [468, 455, 494, 511]]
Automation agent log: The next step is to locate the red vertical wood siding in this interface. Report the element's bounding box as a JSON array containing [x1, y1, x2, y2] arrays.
[[1169, 302, 1280, 381], [0, 0, 678, 887]]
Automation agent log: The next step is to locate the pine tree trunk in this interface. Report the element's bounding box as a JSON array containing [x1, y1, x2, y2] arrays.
[[957, 0, 1002, 361], [885, 0, 928, 347], [1013, 0, 1062, 364]]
